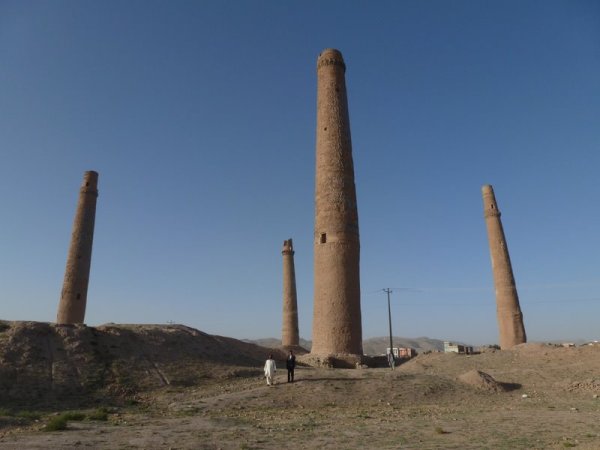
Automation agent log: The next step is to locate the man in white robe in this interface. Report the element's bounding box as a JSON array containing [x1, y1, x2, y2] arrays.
[[264, 354, 277, 386]]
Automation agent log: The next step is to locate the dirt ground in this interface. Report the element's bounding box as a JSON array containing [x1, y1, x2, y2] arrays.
[[0, 343, 599, 449]]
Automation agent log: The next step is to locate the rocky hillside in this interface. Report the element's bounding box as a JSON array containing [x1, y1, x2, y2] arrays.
[[243, 337, 312, 350], [362, 336, 447, 354], [0, 321, 284, 409], [246, 336, 448, 355]]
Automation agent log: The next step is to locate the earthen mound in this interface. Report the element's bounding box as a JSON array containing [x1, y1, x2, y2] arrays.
[[511, 342, 552, 353], [0, 320, 285, 409], [458, 370, 506, 392]]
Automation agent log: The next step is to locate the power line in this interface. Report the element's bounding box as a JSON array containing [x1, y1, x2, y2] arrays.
[[367, 282, 600, 294]]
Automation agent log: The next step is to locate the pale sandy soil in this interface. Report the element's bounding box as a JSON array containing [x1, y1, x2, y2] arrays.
[[1, 344, 599, 449]]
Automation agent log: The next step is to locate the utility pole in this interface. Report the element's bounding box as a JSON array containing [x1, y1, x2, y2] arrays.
[[383, 288, 394, 369]]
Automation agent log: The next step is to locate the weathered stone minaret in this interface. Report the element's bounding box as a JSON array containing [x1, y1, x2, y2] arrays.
[[56, 171, 99, 324], [482, 184, 526, 349], [281, 239, 299, 348], [312, 49, 363, 358]]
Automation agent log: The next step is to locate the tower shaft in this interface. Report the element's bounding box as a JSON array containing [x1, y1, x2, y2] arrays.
[[482, 184, 526, 349], [56, 171, 99, 324], [282, 239, 299, 347], [312, 49, 362, 356]]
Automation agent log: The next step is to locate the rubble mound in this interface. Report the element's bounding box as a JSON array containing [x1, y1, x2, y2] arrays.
[[458, 370, 506, 392]]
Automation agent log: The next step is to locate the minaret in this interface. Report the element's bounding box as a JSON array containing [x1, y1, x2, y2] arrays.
[[281, 239, 299, 348], [482, 184, 526, 349], [56, 171, 99, 324], [312, 48, 363, 357]]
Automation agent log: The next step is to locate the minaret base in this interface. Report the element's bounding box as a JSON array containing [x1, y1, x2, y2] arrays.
[[298, 352, 365, 369]]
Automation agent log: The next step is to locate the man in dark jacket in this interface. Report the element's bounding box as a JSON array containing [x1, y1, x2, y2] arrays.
[[286, 350, 296, 383]]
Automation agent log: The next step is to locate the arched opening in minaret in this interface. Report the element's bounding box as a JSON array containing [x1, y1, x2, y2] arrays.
[[320, 233, 327, 244]]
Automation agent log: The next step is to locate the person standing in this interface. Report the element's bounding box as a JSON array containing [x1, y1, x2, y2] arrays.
[[286, 350, 296, 383], [264, 354, 277, 386]]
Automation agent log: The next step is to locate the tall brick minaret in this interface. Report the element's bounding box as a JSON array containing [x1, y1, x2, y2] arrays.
[[281, 239, 299, 348], [56, 171, 99, 324], [311, 49, 363, 357], [482, 184, 526, 349]]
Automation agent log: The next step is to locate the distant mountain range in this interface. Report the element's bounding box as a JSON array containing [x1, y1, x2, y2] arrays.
[[362, 336, 446, 354], [243, 336, 450, 355], [243, 337, 313, 350]]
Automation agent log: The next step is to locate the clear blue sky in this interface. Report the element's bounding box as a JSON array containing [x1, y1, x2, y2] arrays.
[[1, 1, 599, 345]]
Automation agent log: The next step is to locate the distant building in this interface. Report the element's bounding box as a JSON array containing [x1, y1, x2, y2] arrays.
[[444, 341, 474, 354], [386, 347, 417, 359]]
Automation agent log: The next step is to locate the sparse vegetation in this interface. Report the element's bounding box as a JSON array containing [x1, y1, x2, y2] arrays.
[[178, 406, 203, 417], [61, 411, 86, 421], [0, 409, 41, 421], [42, 411, 87, 432], [88, 408, 109, 421], [15, 411, 41, 421], [43, 415, 69, 432]]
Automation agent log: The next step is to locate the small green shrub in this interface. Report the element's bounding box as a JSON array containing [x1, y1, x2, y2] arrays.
[[435, 426, 449, 435], [43, 411, 87, 431], [61, 412, 85, 421], [44, 416, 68, 431], [88, 408, 109, 421]]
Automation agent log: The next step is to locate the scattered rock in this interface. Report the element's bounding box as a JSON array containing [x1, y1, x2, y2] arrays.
[[564, 378, 600, 393]]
